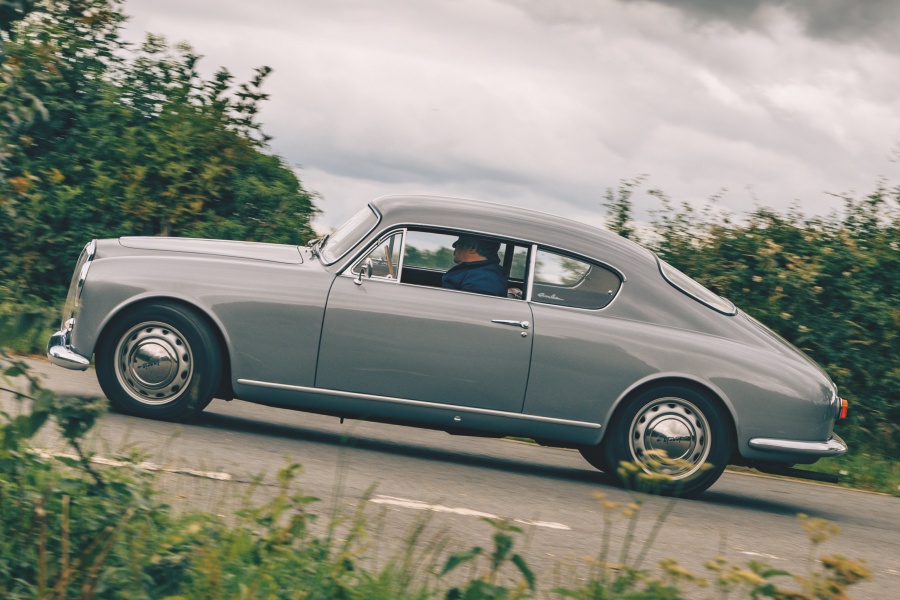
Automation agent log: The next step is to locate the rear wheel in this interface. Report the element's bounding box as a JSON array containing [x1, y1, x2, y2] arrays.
[[600, 384, 733, 497], [96, 302, 221, 421]]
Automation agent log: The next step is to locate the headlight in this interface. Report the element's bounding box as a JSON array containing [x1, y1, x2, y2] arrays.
[[60, 240, 96, 331]]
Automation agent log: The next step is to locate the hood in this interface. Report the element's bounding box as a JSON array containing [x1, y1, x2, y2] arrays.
[[118, 237, 304, 265]]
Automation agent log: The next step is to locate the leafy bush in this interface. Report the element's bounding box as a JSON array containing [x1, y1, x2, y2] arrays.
[[1, 0, 318, 308]]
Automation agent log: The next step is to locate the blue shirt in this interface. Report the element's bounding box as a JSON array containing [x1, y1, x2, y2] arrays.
[[441, 259, 508, 297]]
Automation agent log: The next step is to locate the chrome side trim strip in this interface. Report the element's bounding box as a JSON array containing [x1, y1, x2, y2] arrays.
[[236, 379, 602, 429], [749, 434, 847, 456]]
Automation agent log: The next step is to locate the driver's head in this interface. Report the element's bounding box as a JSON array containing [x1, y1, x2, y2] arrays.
[[452, 236, 500, 263]]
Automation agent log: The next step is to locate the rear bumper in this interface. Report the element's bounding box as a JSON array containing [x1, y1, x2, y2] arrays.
[[47, 328, 90, 371], [749, 433, 847, 457]]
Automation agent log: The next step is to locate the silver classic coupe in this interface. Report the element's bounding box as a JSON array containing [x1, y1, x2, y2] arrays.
[[48, 195, 848, 496]]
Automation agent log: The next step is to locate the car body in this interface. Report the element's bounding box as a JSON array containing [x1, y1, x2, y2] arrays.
[[48, 195, 848, 496]]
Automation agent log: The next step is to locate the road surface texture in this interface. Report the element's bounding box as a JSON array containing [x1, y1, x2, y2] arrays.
[[3, 358, 898, 598]]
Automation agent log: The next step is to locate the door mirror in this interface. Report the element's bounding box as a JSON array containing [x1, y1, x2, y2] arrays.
[[354, 258, 374, 285]]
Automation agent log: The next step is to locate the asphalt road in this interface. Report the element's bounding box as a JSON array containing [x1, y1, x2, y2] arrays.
[[4, 358, 898, 598]]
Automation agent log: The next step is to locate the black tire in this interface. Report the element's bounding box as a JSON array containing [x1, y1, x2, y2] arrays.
[[96, 302, 221, 421], [601, 384, 733, 498]]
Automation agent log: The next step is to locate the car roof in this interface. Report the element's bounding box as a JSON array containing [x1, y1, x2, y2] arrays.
[[369, 194, 656, 271]]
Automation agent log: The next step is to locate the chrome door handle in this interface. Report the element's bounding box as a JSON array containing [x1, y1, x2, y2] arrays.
[[491, 319, 530, 330]]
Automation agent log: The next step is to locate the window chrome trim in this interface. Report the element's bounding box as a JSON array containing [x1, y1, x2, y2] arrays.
[[336, 223, 627, 312], [237, 379, 602, 430], [342, 229, 406, 283], [320, 204, 383, 266], [396, 227, 408, 276], [525, 244, 537, 301], [527, 245, 625, 312]]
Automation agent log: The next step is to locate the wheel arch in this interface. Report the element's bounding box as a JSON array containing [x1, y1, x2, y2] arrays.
[[600, 374, 739, 459], [96, 294, 234, 400]]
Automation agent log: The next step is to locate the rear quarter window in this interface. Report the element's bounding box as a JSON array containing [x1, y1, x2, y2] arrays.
[[532, 249, 621, 310]]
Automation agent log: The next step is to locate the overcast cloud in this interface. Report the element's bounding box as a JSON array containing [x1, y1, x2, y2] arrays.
[[122, 0, 900, 231]]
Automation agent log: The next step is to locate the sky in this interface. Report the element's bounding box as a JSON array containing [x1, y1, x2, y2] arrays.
[[121, 0, 900, 232]]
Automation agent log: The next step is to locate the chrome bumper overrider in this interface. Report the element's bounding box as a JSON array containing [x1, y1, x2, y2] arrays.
[[47, 329, 90, 371], [749, 433, 847, 457]]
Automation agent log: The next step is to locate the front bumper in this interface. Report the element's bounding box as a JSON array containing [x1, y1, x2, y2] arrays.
[[47, 328, 91, 371], [749, 433, 848, 457]]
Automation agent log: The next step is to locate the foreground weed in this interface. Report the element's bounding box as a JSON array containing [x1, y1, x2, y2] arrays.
[[553, 460, 871, 600], [440, 518, 536, 599], [1, 350, 172, 599], [553, 483, 688, 599]]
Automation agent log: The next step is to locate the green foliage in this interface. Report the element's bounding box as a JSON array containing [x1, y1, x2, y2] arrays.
[[1, 348, 170, 598], [553, 490, 870, 600], [804, 448, 900, 497], [0, 0, 318, 307], [440, 518, 536, 599], [0, 300, 56, 353], [406, 245, 457, 271], [602, 176, 647, 240]]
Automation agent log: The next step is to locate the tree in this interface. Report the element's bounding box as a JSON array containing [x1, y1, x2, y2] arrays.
[[601, 175, 646, 239], [0, 0, 317, 305]]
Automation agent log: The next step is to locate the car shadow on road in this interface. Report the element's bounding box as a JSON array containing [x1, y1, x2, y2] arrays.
[[196, 409, 620, 488], [194, 409, 839, 518], [696, 488, 835, 518]]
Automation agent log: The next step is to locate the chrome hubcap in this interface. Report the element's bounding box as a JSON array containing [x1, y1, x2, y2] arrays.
[[115, 322, 192, 405], [628, 397, 711, 479]]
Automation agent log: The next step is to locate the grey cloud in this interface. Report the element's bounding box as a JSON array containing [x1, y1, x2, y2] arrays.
[[502, 0, 900, 52], [627, 0, 900, 52], [121, 0, 898, 228]]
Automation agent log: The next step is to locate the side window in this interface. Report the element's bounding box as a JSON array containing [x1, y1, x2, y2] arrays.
[[401, 230, 527, 299], [403, 230, 457, 271], [400, 230, 467, 289], [532, 249, 621, 309], [351, 231, 403, 280]]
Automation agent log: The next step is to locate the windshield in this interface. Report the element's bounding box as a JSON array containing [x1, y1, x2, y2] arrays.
[[658, 258, 736, 315], [319, 205, 380, 264]]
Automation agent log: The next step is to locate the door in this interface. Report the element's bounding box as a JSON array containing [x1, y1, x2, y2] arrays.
[[315, 232, 534, 413]]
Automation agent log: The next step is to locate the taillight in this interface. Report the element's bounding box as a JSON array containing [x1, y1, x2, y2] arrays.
[[839, 398, 849, 420]]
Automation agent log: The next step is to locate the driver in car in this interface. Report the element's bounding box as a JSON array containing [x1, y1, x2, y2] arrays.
[[442, 236, 508, 297]]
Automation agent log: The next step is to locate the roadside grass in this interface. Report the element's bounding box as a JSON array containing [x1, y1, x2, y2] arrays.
[[803, 446, 900, 498], [0, 301, 57, 356], [1, 349, 877, 599]]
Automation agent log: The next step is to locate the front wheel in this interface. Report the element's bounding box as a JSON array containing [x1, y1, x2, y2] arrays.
[[96, 302, 222, 421], [601, 384, 733, 497]]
